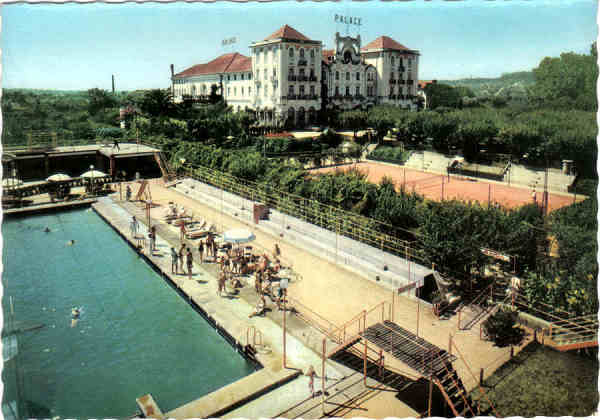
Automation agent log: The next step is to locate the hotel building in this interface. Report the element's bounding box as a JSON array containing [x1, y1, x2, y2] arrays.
[[172, 24, 420, 127]]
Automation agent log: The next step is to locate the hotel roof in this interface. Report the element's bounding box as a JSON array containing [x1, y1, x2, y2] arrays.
[[263, 24, 314, 42], [361, 36, 415, 53], [173, 52, 251, 78]]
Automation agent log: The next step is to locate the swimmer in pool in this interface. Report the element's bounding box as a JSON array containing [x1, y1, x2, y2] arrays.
[[67, 240, 75, 246], [44, 227, 51, 233], [71, 307, 81, 328]]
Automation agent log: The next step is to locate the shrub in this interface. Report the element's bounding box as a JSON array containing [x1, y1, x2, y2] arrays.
[[483, 308, 525, 347]]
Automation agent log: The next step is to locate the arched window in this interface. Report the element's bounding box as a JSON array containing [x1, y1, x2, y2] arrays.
[[289, 48, 294, 58]]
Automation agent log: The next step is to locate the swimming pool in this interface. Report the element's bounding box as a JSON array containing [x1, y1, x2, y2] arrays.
[[1, 208, 256, 418]]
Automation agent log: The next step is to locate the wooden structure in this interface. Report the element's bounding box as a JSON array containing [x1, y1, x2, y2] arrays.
[[313, 300, 499, 418]]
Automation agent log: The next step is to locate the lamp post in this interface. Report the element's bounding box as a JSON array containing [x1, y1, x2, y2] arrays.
[[281, 277, 289, 369], [89, 165, 94, 195]]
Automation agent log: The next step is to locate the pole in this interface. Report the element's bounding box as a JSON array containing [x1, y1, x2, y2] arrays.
[[283, 289, 287, 369], [428, 374, 433, 417], [363, 338, 368, 386], [416, 285, 420, 337], [322, 339, 326, 416]]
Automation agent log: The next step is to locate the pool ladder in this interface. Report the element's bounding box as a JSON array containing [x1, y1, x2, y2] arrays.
[[246, 326, 263, 347]]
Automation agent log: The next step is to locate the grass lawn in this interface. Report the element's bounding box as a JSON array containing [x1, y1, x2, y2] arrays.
[[472, 342, 598, 417]]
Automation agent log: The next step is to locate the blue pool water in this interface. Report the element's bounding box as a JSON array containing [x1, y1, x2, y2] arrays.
[[1, 208, 255, 418]]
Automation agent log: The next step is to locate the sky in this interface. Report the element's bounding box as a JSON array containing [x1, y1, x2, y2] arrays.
[[1, 0, 597, 91]]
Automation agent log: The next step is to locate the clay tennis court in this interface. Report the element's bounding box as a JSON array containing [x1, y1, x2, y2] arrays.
[[311, 162, 578, 212]]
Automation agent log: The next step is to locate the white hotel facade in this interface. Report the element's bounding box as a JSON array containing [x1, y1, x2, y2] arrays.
[[172, 24, 420, 127]]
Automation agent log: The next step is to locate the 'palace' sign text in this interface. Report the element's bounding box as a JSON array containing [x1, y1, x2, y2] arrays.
[[335, 14, 362, 26]]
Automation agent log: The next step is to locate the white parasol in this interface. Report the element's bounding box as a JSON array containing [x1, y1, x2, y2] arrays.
[[80, 169, 107, 179], [223, 228, 256, 244], [46, 173, 72, 182]]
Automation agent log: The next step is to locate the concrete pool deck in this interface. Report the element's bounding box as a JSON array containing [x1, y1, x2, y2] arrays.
[[92, 198, 386, 418]]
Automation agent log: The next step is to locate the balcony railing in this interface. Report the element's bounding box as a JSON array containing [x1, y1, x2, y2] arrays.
[[298, 76, 308, 82], [309, 76, 318, 82], [287, 94, 297, 99], [298, 59, 308, 66], [399, 79, 405, 85], [288, 75, 297, 81], [389, 79, 397, 84], [407, 79, 414, 85], [399, 66, 406, 72]]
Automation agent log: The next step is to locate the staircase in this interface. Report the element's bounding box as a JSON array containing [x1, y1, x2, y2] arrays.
[[154, 152, 174, 182], [433, 359, 477, 417]]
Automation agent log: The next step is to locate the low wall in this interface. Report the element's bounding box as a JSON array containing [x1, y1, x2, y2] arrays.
[[174, 178, 433, 300]]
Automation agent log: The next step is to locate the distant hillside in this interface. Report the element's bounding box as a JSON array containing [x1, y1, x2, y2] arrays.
[[440, 71, 535, 98]]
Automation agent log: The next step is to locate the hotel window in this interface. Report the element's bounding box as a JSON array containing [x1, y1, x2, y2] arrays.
[[408, 58, 412, 67], [310, 85, 315, 95], [234, 87, 237, 95], [289, 85, 294, 94], [335, 71, 339, 80], [356, 72, 360, 81], [345, 86, 350, 96], [227, 75, 231, 81], [391, 56, 395, 66], [289, 67, 294, 76], [335, 86, 339, 96], [299, 68, 305, 78], [273, 68, 277, 78], [234, 75, 237, 81], [249, 87, 252, 95], [289, 48, 294, 58], [355, 86, 360, 96], [346, 72, 350, 81], [391, 72, 395, 81], [227, 87, 231, 96], [241, 74, 244, 80], [390, 87, 395, 95], [310, 49, 315, 59], [299, 85, 305, 96], [241, 87, 244, 96], [248, 73, 252, 79], [263, 68, 267, 80], [300, 48, 305, 58]]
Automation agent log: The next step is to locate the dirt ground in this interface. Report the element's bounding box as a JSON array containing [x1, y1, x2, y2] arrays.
[[311, 162, 578, 212]]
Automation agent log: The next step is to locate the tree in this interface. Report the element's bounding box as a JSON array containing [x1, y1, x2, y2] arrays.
[[530, 46, 598, 111], [87, 88, 116, 115], [424, 83, 462, 109], [337, 111, 368, 139], [367, 112, 394, 144], [138, 89, 174, 119]]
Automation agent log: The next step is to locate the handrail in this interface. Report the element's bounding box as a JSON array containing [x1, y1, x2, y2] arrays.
[[287, 296, 339, 338], [449, 335, 500, 417], [431, 346, 476, 417], [433, 378, 460, 417]]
